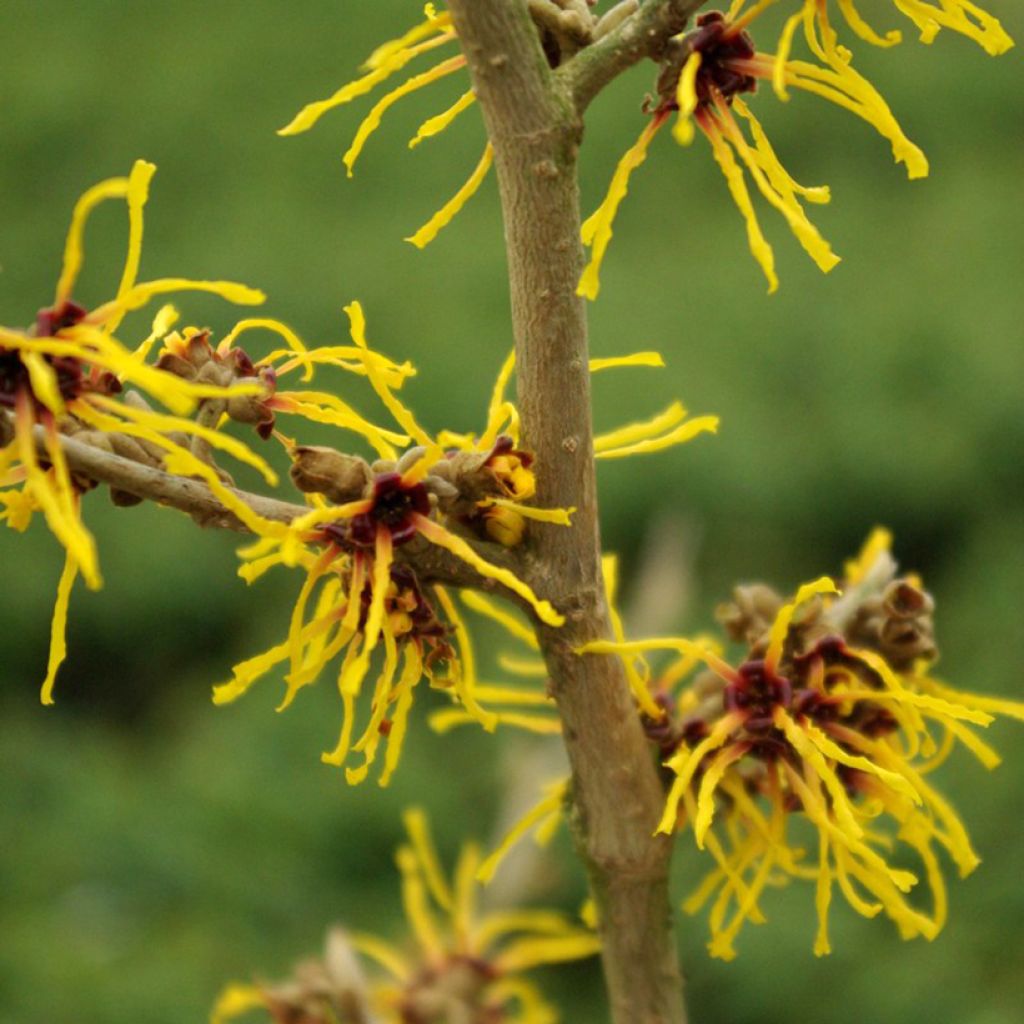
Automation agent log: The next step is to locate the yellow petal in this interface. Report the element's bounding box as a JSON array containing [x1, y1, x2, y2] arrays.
[[405, 144, 493, 248], [133, 304, 179, 362], [88, 395, 278, 485], [103, 277, 265, 313], [700, 112, 779, 293], [672, 51, 703, 145], [843, 526, 893, 585], [278, 31, 455, 136], [219, 317, 312, 382], [209, 983, 266, 1024], [461, 590, 539, 649], [764, 576, 838, 675], [836, 0, 902, 47], [719, 98, 841, 275], [589, 351, 665, 372], [364, 8, 454, 70], [55, 174, 130, 303], [477, 780, 566, 884], [409, 90, 476, 148], [416, 516, 564, 626], [40, 552, 79, 705], [595, 415, 719, 459], [578, 113, 666, 300], [21, 351, 65, 417], [343, 301, 434, 446], [343, 55, 466, 177], [105, 159, 158, 335]]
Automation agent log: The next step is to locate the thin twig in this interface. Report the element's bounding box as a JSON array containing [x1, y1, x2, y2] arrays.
[[559, 0, 705, 113], [31, 424, 526, 593]]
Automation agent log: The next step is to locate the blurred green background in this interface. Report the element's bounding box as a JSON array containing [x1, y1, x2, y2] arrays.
[[2, 2, 1022, 1021]]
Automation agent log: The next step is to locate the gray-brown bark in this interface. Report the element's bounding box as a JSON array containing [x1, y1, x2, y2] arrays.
[[447, 2, 691, 1021]]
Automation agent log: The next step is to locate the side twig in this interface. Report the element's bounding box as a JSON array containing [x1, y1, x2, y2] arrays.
[[32, 424, 524, 592], [559, 0, 705, 113]]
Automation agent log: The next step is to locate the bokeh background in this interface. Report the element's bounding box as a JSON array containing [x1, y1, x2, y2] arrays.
[[2, 2, 1022, 1022]]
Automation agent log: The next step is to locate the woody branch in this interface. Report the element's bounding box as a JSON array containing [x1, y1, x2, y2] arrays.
[[447, 1, 705, 1022], [24, 420, 524, 594]]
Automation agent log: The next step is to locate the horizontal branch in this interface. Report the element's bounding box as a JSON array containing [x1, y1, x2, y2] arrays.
[[27, 424, 526, 593], [559, 0, 705, 113]]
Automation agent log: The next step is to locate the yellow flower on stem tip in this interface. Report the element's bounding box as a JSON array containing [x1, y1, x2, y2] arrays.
[[582, 530, 1024, 958], [0, 159, 266, 704], [277, 4, 492, 249], [579, 7, 933, 297], [212, 808, 600, 1024]]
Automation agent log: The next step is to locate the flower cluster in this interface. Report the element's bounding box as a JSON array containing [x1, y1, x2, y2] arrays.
[[212, 808, 600, 1024], [212, 304, 716, 784], [585, 529, 1024, 958], [1, 163, 430, 705]]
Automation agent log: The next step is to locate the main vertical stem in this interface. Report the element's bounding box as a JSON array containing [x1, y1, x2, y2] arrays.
[[449, 4, 686, 1022]]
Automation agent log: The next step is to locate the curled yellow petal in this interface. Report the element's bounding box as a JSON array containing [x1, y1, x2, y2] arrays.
[[595, 415, 719, 460], [699, 112, 778, 293], [478, 780, 567, 884], [719, 98, 841, 276], [764, 576, 838, 675], [55, 174, 129, 304], [364, 8, 454, 70], [343, 301, 434, 447], [104, 277, 265, 314], [105, 159, 158, 335]]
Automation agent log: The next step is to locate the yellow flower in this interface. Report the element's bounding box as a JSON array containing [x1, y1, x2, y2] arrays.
[[583, 530, 1024, 958], [0, 159, 266, 702], [579, 5, 935, 296], [212, 808, 601, 1024]]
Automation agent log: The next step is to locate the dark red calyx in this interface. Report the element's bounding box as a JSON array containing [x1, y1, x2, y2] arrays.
[[34, 299, 88, 338], [348, 472, 431, 547], [725, 658, 792, 719], [681, 10, 758, 108]]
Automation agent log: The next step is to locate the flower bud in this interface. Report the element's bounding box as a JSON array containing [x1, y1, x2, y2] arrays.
[[289, 446, 373, 503]]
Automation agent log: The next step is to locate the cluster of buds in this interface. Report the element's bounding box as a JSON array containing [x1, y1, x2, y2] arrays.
[[289, 436, 540, 551], [156, 327, 279, 439]]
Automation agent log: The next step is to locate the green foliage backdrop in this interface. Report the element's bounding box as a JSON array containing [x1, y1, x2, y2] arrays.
[[1, 2, 1021, 1021]]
